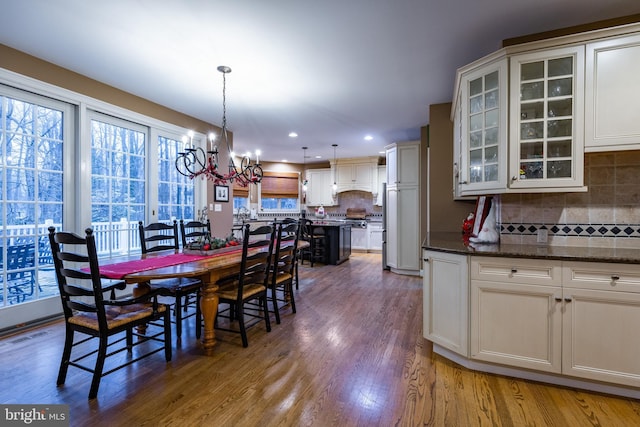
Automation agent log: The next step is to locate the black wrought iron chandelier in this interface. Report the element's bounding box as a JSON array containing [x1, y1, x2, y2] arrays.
[[175, 66, 262, 186]]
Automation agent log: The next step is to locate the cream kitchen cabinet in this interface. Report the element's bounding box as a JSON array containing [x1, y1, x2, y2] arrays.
[[350, 227, 368, 251], [423, 250, 469, 357], [368, 222, 383, 251], [509, 46, 585, 191], [333, 158, 377, 193], [305, 168, 335, 206], [454, 53, 509, 197], [585, 33, 640, 151], [561, 261, 640, 387], [469, 256, 640, 388], [386, 142, 420, 187], [470, 257, 563, 373], [386, 141, 420, 275]]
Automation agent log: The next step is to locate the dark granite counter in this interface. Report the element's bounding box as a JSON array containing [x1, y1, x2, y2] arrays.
[[423, 232, 640, 264]]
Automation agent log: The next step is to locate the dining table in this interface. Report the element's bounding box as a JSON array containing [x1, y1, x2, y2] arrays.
[[98, 241, 309, 352]]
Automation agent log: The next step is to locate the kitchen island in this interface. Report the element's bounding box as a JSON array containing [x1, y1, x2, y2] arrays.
[[310, 221, 352, 265], [422, 232, 640, 399]]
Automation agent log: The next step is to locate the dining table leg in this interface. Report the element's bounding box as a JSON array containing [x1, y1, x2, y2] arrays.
[[199, 274, 220, 351]]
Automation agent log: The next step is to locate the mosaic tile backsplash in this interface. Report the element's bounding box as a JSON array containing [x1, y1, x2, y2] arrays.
[[500, 151, 640, 248]]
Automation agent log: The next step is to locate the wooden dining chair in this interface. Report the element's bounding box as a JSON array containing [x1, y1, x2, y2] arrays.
[[214, 223, 275, 347], [268, 220, 299, 324], [48, 226, 172, 400], [138, 221, 202, 342], [179, 219, 211, 248]]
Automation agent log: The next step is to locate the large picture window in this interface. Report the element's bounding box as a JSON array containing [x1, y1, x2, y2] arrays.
[[158, 135, 195, 221], [0, 90, 70, 308], [90, 115, 146, 257]]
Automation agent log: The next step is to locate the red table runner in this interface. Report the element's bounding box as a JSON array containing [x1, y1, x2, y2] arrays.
[[96, 249, 241, 279]]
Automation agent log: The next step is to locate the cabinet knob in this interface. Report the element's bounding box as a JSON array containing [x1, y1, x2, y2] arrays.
[[511, 176, 518, 182], [459, 181, 468, 185], [423, 258, 429, 262], [510, 268, 518, 274], [564, 297, 573, 303], [611, 275, 620, 282], [554, 297, 563, 302]]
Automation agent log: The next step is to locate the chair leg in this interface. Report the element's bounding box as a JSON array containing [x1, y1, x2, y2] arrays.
[[89, 335, 108, 399], [163, 309, 172, 362], [289, 282, 297, 314], [271, 285, 281, 324], [262, 295, 271, 333], [237, 304, 248, 348], [175, 293, 183, 340], [126, 329, 133, 351], [57, 328, 74, 386]]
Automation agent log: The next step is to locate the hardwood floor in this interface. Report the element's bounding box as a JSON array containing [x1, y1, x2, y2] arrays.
[[1, 253, 640, 426]]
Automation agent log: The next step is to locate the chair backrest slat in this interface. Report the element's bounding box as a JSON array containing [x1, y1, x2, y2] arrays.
[[138, 221, 179, 254]]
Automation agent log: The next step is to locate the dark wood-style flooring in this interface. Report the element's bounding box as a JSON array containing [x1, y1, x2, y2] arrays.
[[1, 253, 640, 426]]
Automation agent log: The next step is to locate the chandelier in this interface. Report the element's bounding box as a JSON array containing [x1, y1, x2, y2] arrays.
[[175, 66, 263, 186]]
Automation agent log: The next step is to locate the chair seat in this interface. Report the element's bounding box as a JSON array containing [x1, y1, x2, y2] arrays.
[[148, 277, 201, 295], [273, 272, 293, 285], [216, 283, 266, 300], [68, 302, 167, 330]]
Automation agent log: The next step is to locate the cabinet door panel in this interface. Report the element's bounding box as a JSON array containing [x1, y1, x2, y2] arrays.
[[586, 34, 640, 150], [424, 251, 469, 356], [509, 45, 585, 190], [471, 280, 562, 373], [563, 288, 640, 387]]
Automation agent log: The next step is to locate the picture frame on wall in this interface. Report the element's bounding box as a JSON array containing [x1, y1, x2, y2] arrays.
[[214, 185, 229, 202]]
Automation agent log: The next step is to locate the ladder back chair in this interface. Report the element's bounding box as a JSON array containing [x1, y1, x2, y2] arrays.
[[138, 221, 202, 342], [268, 220, 300, 324], [48, 226, 171, 400], [179, 219, 211, 248], [214, 223, 275, 347]]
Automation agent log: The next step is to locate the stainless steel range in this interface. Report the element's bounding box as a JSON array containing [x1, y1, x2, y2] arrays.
[[340, 219, 368, 229]]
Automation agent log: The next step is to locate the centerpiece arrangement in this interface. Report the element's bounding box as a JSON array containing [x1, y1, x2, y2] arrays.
[[183, 232, 241, 255]]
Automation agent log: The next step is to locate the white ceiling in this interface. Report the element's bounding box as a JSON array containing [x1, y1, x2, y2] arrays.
[[1, 0, 639, 163]]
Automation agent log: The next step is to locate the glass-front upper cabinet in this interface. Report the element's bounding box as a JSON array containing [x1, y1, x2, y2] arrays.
[[456, 57, 508, 196], [509, 46, 585, 190]]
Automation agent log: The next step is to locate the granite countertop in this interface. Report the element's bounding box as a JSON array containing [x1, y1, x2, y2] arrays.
[[423, 232, 640, 264]]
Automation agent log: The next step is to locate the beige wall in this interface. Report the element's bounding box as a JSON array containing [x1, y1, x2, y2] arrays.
[[428, 103, 475, 233]]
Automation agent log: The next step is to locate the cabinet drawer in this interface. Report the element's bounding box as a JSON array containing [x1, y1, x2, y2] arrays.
[[471, 257, 562, 286], [563, 261, 640, 293]]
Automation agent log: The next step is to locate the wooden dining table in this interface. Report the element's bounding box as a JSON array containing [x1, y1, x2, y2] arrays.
[[100, 241, 309, 352]]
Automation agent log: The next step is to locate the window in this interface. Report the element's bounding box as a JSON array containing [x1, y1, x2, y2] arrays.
[[90, 115, 146, 257], [260, 171, 299, 211], [157, 135, 195, 220], [0, 88, 71, 308], [0, 69, 203, 327]]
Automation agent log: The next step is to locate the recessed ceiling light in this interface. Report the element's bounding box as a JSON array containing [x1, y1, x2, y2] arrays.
[[289, 132, 298, 138], [379, 151, 385, 154], [282, 159, 288, 163], [364, 135, 373, 141], [315, 155, 322, 159]]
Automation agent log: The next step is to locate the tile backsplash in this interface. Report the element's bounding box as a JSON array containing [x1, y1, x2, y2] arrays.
[[500, 151, 640, 248], [309, 190, 383, 217]]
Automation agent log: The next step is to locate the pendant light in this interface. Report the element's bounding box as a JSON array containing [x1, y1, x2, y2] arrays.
[[332, 144, 338, 192]]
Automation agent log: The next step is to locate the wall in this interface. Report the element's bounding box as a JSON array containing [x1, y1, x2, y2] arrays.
[[428, 103, 476, 232], [500, 151, 640, 248]]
